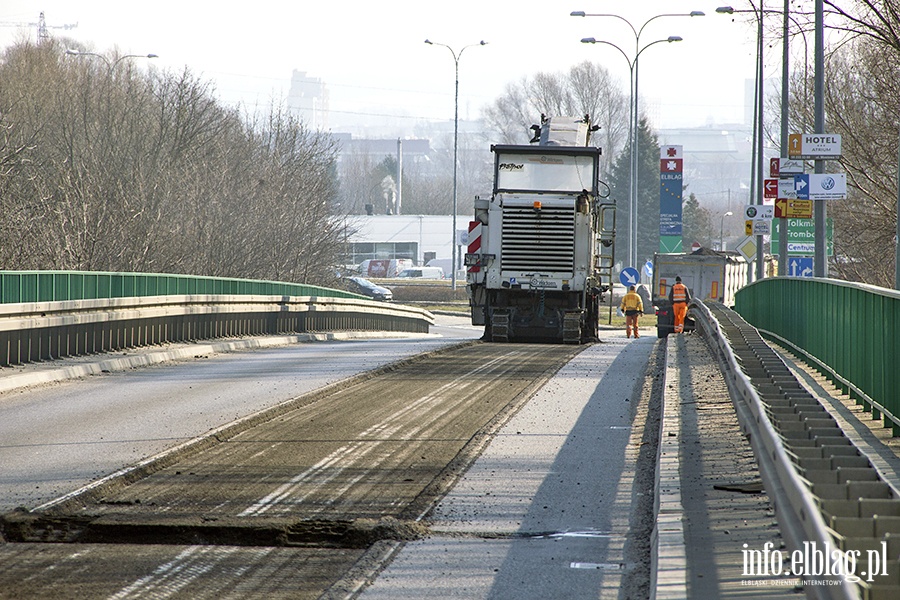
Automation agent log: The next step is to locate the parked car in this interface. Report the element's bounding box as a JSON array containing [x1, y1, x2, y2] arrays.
[[346, 277, 393, 302]]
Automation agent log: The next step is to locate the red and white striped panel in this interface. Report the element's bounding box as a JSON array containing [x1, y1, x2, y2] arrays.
[[467, 221, 482, 273]]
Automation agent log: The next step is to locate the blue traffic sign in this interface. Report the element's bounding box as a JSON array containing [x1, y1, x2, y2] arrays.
[[620, 267, 640, 287], [643, 260, 653, 278], [795, 174, 810, 200], [788, 257, 814, 278]]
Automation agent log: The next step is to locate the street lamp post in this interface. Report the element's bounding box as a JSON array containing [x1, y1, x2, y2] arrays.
[[719, 3, 805, 278], [424, 39, 487, 291], [720, 211, 733, 251], [580, 35, 683, 268], [572, 10, 703, 269], [66, 49, 158, 71]]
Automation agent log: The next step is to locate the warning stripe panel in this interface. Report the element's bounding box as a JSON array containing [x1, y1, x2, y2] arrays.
[[468, 221, 482, 273]]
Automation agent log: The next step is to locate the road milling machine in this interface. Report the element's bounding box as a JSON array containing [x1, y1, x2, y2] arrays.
[[465, 115, 616, 343]]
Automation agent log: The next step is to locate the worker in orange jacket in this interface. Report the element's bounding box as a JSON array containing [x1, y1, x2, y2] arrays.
[[668, 276, 691, 333], [620, 285, 644, 339]]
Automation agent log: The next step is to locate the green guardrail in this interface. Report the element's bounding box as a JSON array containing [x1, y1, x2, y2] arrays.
[[0, 271, 362, 304], [735, 277, 900, 436]]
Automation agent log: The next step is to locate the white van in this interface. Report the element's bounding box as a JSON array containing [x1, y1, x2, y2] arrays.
[[358, 259, 414, 278], [396, 267, 445, 279]]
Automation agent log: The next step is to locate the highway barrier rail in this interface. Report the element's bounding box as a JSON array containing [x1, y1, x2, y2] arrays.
[[735, 278, 900, 438], [694, 300, 900, 599], [0, 271, 434, 367]]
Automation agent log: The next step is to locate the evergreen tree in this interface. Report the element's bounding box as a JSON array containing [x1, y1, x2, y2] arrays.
[[682, 192, 714, 250], [606, 117, 660, 268]]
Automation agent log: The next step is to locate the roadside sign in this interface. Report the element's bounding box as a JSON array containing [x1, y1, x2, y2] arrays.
[[764, 179, 778, 198], [779, 158, 805, 175], [788, 133, 842, 160], [772, 218, 834, 256], [620, 267, 640, 287], [775, 198, 814, 219], [745, 220, 771, 236], [778, 179, 797, 200], [794, 173, 847, 200], [788, 257, 814, 278], [745, 204, 774, 219], [770, 158, 780, 178], [736, 236, 757, 262], [643, 260, 653, 278]]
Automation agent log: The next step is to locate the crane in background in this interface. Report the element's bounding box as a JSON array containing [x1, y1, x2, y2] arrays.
[[0, 12, 78, 43]]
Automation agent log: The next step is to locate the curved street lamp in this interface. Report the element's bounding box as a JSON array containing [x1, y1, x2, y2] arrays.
[[424, 39, 487, 291], [572, 10, 703, 270], [66, 49, 158, 71], [580, 35, 683, 269]]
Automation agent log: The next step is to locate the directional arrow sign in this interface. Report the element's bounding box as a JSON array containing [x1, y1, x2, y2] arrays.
[[788, 133, 842, 159], [775, 198, 813, 218], [789, 257, 814, 278], [620, 267, 640, 287], [764, 178, 778, 198], [795, 175, 809, 198]]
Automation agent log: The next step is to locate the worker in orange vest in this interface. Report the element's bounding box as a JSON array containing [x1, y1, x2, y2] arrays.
[[620, 285, 644, 339], [668, 276, 691, 333]]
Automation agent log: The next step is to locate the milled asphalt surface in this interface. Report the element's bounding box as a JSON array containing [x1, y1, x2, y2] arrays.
[[0, 318, 824, 597], [358, 329, 801, 599], [359, 331, 657, 599]]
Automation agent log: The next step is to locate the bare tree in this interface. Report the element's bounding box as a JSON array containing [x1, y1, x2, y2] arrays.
[[0, 39, 343, 286], [480, 60, 629, 175]]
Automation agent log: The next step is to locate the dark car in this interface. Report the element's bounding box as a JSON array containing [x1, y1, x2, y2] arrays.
[[346, 277, 393, 302], [655, 301, 695, 338]]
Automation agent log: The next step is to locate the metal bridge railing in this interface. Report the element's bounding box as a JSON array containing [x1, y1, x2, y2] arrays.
[[0, 271, 434, 367], [735, 277, 900, 437], [0, 270, 360, 304]]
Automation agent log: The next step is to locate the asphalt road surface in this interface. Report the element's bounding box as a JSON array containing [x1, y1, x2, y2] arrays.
[[0, 317, 661, 599], [0, 317, 480, 513]]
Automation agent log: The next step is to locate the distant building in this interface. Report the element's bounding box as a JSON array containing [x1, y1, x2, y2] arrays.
[[332, 134, 431, 163], [658, 124, 754, 214], [342, 214, 468, 268], [287, 70, 328, 130]]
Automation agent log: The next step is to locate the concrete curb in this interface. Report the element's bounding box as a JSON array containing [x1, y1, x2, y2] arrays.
[[652, 336, 688, 599]]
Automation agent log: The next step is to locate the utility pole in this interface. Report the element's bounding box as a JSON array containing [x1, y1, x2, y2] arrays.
[[813, 0, 827, 277], [0, 12, 78, 43]]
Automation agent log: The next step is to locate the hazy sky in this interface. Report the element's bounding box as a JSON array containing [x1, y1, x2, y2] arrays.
[[0, 1, 768, 134]]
